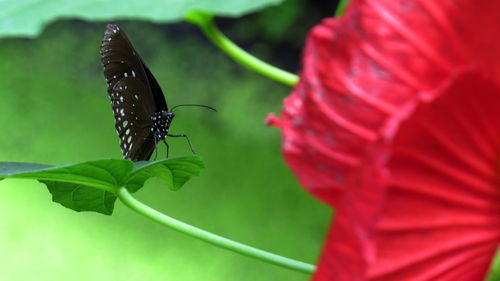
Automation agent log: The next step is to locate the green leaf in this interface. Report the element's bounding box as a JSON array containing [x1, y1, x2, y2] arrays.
[[0, 0, 283, 38], [0, 159, 132, 192], [0, 156, 203, 214], [44, 182, 117, 215], [127, 156, 204, 192]]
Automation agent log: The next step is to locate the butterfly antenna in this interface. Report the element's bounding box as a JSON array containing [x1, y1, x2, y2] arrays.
[[170, 104, 217, 112]]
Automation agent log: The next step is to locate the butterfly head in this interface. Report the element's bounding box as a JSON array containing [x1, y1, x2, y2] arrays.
[[161, 110, 175, 120]]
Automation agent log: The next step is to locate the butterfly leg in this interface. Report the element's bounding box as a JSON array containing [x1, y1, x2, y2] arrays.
[[162, 140, 169, 158], [167, 134, 196, 154], [153, 134, 158, 160]]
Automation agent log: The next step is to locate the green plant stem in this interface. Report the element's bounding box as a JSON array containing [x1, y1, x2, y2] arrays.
[[116, 186, 315, 274], [185, 12, 298, 87], [335, 0, 350, 16]]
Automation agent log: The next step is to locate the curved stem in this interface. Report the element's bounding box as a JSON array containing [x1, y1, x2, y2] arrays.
[[116, 186, 315, 274], [185, 12, 299, 87], [335, 0, 350, 16]]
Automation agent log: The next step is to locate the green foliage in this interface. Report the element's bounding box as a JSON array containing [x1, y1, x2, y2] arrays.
[[129, 157, 205, 192], [0, 156, 204, 214], [0, 21, 329, 281], [44, 182, 117, 214], [0, 0, 283, 38], [335, 0, 350, 16], [487, 254, 500, 281], [236, 0, 304, 44]]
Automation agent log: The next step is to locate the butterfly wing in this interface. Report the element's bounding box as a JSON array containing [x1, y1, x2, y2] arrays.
[[100, 24, 163, 161], [143, 62, 168, 111], [110, 77, 156, 160]]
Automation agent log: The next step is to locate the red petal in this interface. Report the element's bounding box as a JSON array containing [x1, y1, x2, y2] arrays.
[[265, 113, 282, 127], [276, 0, 500, 279], [315, 72, 500, 281], [281, 0, 475, 206], [372, 72, 500, 280]]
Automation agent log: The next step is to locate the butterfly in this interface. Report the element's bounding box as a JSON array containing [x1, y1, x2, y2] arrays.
[[100, 24, 215, 161]]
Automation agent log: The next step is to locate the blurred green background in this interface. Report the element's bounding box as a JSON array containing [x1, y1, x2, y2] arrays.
[[0, 1, 335, 280]]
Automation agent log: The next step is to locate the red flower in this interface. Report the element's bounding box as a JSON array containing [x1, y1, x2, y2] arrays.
[[270, 0, 500, 280]]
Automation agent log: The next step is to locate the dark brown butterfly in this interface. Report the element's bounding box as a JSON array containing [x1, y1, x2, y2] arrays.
[[100, 24, 215, 161]]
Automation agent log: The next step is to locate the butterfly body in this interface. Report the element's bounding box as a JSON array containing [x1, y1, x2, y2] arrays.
[[151, 110, 175, 141]]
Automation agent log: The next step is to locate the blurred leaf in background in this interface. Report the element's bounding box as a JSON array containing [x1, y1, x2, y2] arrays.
[[225, 0, 338, 72], [0, 0, 284, 37], [0, 0, 334, 280]]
